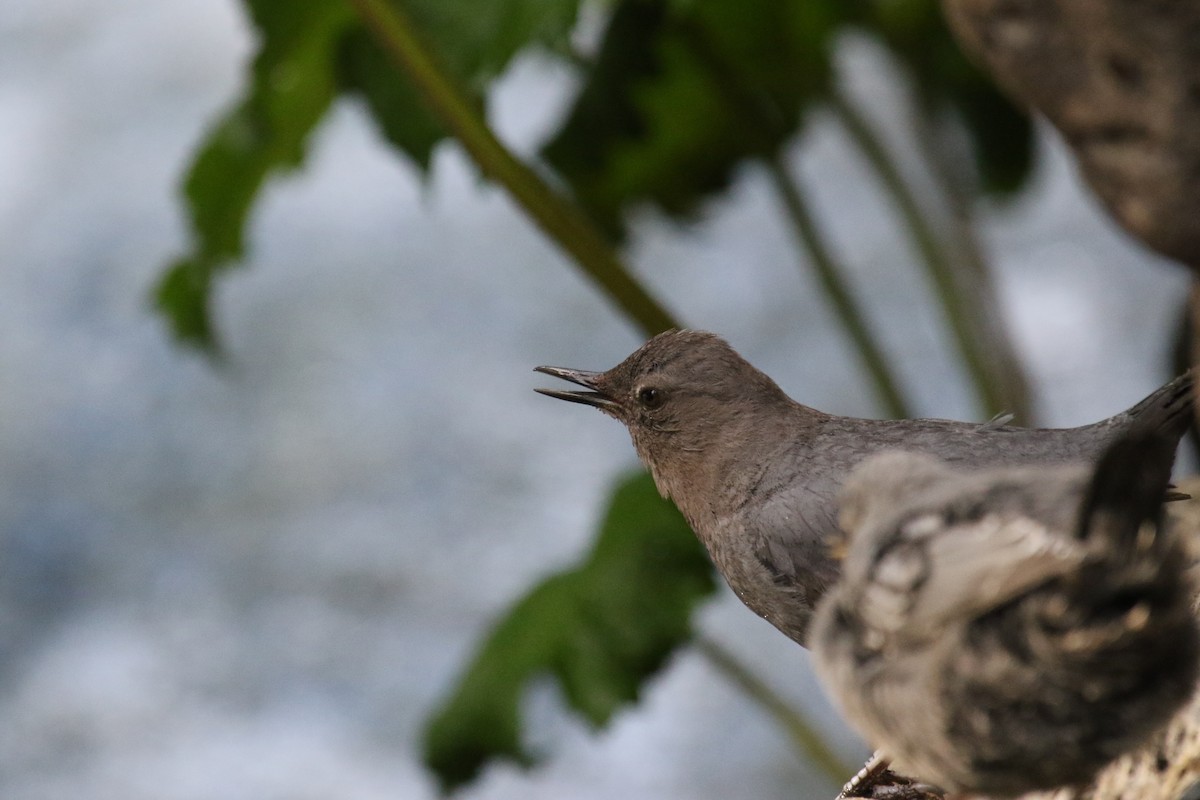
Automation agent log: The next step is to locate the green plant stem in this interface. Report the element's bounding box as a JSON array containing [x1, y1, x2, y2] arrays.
[[827, 87, 1018, 418], [695, 636, 856, 785], [905, 103, 1034, 423], [671, 19, 911, 419], [767, 156, 911, 419], [345, 0, 677, 337]]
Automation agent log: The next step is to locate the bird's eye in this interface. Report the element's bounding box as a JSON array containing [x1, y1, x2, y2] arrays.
[[637, 386, 665, 409]]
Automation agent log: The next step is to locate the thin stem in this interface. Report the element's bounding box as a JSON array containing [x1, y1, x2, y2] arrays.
[[828, 87, 1020, 419], [695, 636, 857, 785], [767, 156, 911, 419], [671, 18, 911, 418], [345, 0, 678, 337], [906, 103, 1034, 423]]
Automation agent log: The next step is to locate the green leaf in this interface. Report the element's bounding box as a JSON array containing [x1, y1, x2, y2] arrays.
[[158, 0, 583, 349], [155, 257, 219, 346], [422, 471, 715, 791], [407, 0, 580, 82], [542, 0, 1029, 239], [543, 0, 847, 239], [860, 0, 1033, 195], [154, 0, 354, 349], [950, 80, 1034, 196], [338, 27, 446, 171], [340, 0, 581, 172]]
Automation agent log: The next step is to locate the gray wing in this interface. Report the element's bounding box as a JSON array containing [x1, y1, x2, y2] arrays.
[[749, 475, 842, 597]]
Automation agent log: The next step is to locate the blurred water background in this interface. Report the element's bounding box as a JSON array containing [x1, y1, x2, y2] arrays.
[[0, 1, 1190, 798]]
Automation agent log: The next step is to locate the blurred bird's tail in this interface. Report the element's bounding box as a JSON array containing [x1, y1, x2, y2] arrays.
[[1124, 369, 1195, 444]]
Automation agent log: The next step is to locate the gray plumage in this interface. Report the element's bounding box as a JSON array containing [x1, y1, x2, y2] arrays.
[[535, 329, 1195, 647], [810, 426, 1200, 797]]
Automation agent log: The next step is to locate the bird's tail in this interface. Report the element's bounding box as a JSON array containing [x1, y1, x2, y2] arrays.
[[1124, 369, 1195, 443]]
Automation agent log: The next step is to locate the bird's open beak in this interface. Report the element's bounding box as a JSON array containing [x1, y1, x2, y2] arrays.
[[534, 366, 619, 411]]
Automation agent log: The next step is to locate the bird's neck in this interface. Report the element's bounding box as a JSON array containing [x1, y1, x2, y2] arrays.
[[647, 400, 826, 532]]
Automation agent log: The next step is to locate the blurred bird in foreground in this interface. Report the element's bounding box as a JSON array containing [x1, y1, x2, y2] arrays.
[[810, 424, 1200, 798], [536, 330, 1195, 646]]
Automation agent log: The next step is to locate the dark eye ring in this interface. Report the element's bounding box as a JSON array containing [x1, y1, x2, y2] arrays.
[[637, 386, 664, 408]]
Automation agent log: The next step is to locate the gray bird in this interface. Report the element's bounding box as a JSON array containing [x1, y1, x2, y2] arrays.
[[809, 426, 1200, 797], [534, 329, 1195, 646]]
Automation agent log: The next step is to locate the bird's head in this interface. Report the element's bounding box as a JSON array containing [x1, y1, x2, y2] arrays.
[[535, 330, 792, 495]]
